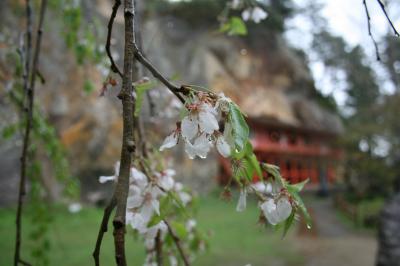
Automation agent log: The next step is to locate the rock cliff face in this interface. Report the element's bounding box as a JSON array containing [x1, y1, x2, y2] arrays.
[[0, 1, 342, 205]]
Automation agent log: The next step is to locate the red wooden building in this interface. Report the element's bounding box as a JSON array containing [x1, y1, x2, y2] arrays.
[[218, 117, 343, 189]]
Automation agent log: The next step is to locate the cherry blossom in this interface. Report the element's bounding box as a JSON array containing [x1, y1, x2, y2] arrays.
[[260, 196, 292, 225], [242, 6, 268, 23], [159, 92, 235, 159], [159, 129, 179, 151], [156, 169, 176, 191], [98, 161, 120, 183], [236, 188, 247, 212], [216, 134, 231, 158]]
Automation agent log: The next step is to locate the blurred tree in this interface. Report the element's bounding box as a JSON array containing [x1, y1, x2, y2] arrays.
[[312, 28, 395, 199]]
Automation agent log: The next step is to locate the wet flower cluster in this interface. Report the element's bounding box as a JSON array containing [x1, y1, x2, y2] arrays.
[[160, 92, 233, 159], [230, 0, 268, 24], [237, 181, 293, 225]]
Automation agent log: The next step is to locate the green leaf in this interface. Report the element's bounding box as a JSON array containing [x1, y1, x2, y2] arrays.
[[219, 17, 248, 36], [287, 179, 309, 193], [134, 80, 157, 117], [228, 103, 249, 152], [2, 124, 17, 139], [291, 192, 312, 229], [246, 151, 262, 178], [171, 221, 188, 239], [282, 211, 295, 238]]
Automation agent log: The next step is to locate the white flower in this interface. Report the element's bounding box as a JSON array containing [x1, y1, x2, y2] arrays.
[[260, 197, 292, 225], [174, 182, 192, 205], [184, 133, 213, 159], [186, 219, 197, 231], [184, 100, 219, 136], [242, 8, 251, 21], [178, 191, 192, 206], [182, 116, 198, 140], [68, 203, 82, 213], [127, 212, 148, 233], [197, 103, 219, 134], [251, 182, 273, 194], [131, 168, 148, 189], [251, 6, 268, 23], [242, 7, 268, 23], [251, 182, 266, 193], [236, 188, 247, 212], [159, 130, 179, 151], [156, 169, 175, 191], [99, 161, 120, 183], [216, 135, 231, 157], [127, 185, 163, 223]]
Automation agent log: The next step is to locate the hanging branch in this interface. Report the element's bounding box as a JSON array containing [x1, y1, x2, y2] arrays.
[[155, 231, 163, 266], [106, 0, 123, 78], [363, 0, 381, 60], [92, 196, 117, 266], [164, 220, 190, 266], [376, 0, 400, 37], [14, 1, 47, 266], [112, 0, 137, 265]]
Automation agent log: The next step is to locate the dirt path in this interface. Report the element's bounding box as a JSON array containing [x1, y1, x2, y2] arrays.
[[295, 197, 378, 266]]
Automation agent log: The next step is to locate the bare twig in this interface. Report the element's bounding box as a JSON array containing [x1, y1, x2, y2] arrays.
[[106, 0, 123, 78], [132, 44, 186, 103], [363, 0, 381, 60], [376, 0, 400, 37], [93, 196, 117, 266], [112, 0, 137, 265], [164, 220, 190, 266], [155, 230, 163, 266], [14, 1, 47, 265]]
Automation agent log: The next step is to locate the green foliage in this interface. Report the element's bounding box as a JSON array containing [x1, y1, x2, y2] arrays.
[[134, 80, 157, 117], [219, 16, 247, 36], [228, 102, 249, 151]]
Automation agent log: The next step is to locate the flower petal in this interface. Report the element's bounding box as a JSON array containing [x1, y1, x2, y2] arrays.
[[276, 197, 292, 221], [242, 8, 251, 21], [127, 195, 143, 209], [193, 134, 212, 158], [260, 199, 280, 225], [252, 7, 268, 23], [198, 109, 219, 134], [216, 135, 231, 157], [159, 131, 178, 151], [99, 175, 116, 184], [236, 189, 247, 212], [181, 116, 198, 140]]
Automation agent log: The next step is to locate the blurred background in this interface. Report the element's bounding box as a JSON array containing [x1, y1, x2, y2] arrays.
[[1, 0, 400, 265]]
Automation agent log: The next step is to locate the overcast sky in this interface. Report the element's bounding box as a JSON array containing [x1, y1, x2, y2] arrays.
[[285, 0, 400, 107]]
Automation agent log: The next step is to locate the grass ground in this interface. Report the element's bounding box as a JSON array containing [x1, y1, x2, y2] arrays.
[[0, 193, 303, 266]]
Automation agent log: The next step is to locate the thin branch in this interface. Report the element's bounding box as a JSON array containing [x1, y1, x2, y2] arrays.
[[376, 0, 400, 37], [106, 0, 123, 78], [363, 0, 381, 60], [155, 230, 163, 266], [112, 0, 137, 265], [14, 1, 47, 266], [132, 44, 186, 103], [92, 196, 117, 266], [164, 220, 190, 266]]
